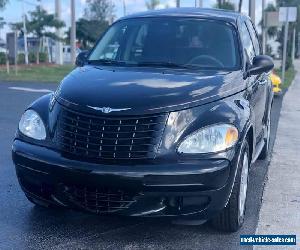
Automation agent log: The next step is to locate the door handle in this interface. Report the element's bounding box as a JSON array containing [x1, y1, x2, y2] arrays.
[[259, 79, 268, 85]]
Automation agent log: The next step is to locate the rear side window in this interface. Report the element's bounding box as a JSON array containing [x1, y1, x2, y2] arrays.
[[245, 19, 260, 55], [240, 22, 255, 61]]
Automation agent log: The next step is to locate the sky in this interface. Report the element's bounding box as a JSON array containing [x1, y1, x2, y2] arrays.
[[0, 0, 275, 40]]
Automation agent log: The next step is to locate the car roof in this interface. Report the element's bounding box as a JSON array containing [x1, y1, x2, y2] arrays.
[[120, 7, 249, 25]]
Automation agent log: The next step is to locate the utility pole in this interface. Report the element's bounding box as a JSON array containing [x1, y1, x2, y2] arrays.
[[281, 8, 289, 85], [176, 0, 180, 8], [238, 0, 243, 12], [195, 0, 203, 7], [22, 0, 28, 64], [123, 0, 126, 16], [249, 0, 255, 24], [14, 31, 18, 75], [262, 0, 266, 54], [55, 0, 63, 65], [292, 27, 296, 64], [70, 0, 76, 65]]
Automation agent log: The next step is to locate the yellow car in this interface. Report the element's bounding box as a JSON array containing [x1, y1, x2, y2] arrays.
[[270, 72, 282, 95]]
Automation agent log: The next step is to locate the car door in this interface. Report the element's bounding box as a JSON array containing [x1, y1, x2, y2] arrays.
[[246, 19, 270, 136], [240, 19, 267, 142]]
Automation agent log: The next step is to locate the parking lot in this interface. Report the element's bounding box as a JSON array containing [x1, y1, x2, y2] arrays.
[[0, 81, 284, 250]]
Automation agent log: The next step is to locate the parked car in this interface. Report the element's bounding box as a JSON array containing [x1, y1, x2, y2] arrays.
[[62, 45, 81, 63], [12, 8, 274, 232]]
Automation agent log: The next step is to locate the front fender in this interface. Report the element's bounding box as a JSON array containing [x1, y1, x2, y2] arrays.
[[158, 91, 252, 161], [15, 93, 54, 146], [28, 93, 53, 127], [157, 91, 254, 208]]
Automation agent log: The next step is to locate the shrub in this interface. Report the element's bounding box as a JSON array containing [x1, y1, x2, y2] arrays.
[[17, 53, 25, 64], [0, 52, 6, 65], [39, 52, 48, 63], [28, 52, 36, 63]]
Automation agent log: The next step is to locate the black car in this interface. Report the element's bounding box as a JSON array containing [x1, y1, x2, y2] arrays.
[[12, 8, 274, 232]]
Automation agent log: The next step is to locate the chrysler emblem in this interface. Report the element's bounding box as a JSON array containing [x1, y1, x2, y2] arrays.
[[87, 106, 131, 113]]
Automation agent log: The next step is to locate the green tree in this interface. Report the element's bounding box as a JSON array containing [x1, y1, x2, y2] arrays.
[[145, 0, 160, 10], [0, 17, 5, 37], [11, 6, 65, 64], [215, 1, 235, 11], [65, 18, 109, 49], [10, 18, 25, 32], [0, 17, 5, 28], [67, 0, 115, 49], [84, 0, 115, 22], [0, 0, 8, 10], [0, 0, 8, 32]]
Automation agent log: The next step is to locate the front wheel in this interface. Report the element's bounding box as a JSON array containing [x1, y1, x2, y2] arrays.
[[259, 108, 271, 160], [211, 141, 250, 232]]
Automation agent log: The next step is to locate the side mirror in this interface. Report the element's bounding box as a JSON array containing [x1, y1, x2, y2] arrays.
[[247, 55, 274, 76], [75, 50, 89, 67]]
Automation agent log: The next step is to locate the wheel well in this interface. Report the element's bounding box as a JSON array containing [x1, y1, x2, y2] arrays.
[[246, 127, 254, 163]]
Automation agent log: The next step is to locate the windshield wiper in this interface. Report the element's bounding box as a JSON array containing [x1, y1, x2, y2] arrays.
[[88, 60, 198, 69], [88, 59, 127, 66], [137, 61, 193, 69]]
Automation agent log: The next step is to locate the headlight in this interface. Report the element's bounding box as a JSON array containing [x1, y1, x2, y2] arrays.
[[177, 124, 238, 154], [18, 110, 46, 140]]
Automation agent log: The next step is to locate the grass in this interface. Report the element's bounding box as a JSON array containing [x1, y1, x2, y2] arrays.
[[0, 64, 74, 83], [274, 66, 297, 89]]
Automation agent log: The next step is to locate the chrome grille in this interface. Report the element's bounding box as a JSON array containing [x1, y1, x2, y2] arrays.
[[56, 106, 168, 163]]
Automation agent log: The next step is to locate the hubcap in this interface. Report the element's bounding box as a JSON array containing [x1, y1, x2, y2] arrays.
[[238, 152, 249, 218]]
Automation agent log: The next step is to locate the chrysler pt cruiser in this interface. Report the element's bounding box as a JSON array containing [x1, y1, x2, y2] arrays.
[[12, 8, 274, 232]]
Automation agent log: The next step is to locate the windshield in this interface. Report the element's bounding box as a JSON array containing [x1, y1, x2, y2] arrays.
[[88, 17, 240, 70]]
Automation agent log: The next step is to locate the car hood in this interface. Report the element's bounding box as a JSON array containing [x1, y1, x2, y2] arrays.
[[56, 65, 245, 115]]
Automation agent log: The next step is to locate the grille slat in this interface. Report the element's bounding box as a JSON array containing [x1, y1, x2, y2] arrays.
[[57, 134, 154, 147], [59, 141, 153, 153], [58, 126, 163, 135], [63, 118, 165, 127], [56, 106, 167, 164], [64, 185, 137, 213]]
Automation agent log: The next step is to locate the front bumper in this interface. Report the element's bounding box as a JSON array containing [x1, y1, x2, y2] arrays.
[[12, 139, 237, 219]]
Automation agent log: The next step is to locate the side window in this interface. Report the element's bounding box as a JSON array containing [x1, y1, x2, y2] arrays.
[[89, 24, 127, 60], [245, 19, 260, 55], [240, 22, 255, 61]]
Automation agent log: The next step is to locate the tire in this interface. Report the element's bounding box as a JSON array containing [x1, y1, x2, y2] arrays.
[[211, 141, 250, 232], [259, 108, 271, 160]]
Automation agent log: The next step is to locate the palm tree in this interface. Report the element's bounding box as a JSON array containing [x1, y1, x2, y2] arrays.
[[0, 17, 5, 38], [0, 0, 9, 10], [215, 0, 235, 10], [11, 6, 65, 64], [0, 0, 8, 36], [145, 0, 160, 10]]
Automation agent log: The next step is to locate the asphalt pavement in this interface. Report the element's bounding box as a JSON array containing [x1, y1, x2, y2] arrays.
[[0, 81, 284, 250]]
